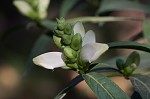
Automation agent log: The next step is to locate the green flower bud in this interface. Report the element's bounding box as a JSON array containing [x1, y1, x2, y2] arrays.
[[116, 58, 125, 70], [56, 17, 65, 24], [54, 30, 64, 37], [57, 24, 65, 30], [56, 18, 66, 30], [61, 34, 72, 45], [123, 63, 137, 76], [71, 33, 82, 51], [125, 51, 140, 67], [64, 24, 72, 35], [63, 47, 77, 59], [53, 35, 62, 49], [67, 63, 78, 69]]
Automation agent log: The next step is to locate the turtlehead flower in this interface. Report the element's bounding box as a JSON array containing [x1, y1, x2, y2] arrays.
[[33, 22, 109, 69], [13, 0, 50, 20]]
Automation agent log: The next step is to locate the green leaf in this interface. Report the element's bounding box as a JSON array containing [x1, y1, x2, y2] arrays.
[[83, 72, 130, 99], [24, 34, 52, 77], [130, 74, 150, 99], [143, 19, 150, 42], [97, 0, 150, 15], [54, 75, 83, 99], [40, 20, 57, 31], [108, 41, 150, 53], [60, 0, 79, 17], [125, 51, 140, 66]]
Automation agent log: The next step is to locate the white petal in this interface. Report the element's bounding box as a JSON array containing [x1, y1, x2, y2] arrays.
[[73, 22, 85, 38], [13, 1, 32, 16], [82, 30, 96, 46], [33, 52, 65, 69], [80, 43, 109, 63]]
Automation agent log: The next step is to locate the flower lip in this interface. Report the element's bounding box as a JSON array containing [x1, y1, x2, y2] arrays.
[[80, 43, 109, 63], [82, 30, 96, 46], [33, 52, 66, 69]]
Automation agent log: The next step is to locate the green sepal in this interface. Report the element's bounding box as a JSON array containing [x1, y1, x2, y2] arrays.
[[54, 30, 64, 37], [56, 18, 66, 30], [71, 33, 82, 51], [57, 23, 65, 30], [64, 24, 72, 35], [53, 35, 63, 49], [61, 34, 72, 45], [56, 17, 65, 24], [67, 63, 78, 69], [63, 46, 77, 59]]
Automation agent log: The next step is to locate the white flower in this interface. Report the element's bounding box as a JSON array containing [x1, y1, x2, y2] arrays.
[[33, 22, 109, 69], [13, 0, 50, 20]]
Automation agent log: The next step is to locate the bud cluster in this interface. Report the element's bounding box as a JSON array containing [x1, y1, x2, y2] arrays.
[[53, 18, 82, 70], [116, 51, 140, 77]]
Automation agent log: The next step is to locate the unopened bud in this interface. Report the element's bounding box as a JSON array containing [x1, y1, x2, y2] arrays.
[[57, 24, 65, 30], [54, 30, 64, 37], [56, 17, 65, 24], [63, 47, 77, 59], [61, 35, 72, 45], [67, 63, 78, 69], [71, 33, 82, 51], [64, 24, 72, 35], [124, 63, 137, 76], [56, 18, 66, 30], [53, 35, 62, 49]]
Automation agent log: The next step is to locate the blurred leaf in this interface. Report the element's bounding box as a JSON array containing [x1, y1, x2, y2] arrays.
[[83, 72, 130, 99], [130, 74, 150, 99], [13, 0, 37, 20], [54, 75, 83, 99], [108, 41, 150, 53], [125, 51, 140, 66], [40, 20, 57, 31], [60, 0, 79, 17], [24, 34, 52, 77], [143, 19, 150, 43], [97, 0, 150, 15]]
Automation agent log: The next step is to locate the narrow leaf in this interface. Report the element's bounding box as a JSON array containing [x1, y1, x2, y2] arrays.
[[143, 19, 150, 42], [108, 41, 150, 53], [40, 20, 57, 31], [60, 0, 79, 17], [83, 72, 130, 99], [97, 0, 150, 15], [54, 75, 83, 99], [130, 74, 150, 99]]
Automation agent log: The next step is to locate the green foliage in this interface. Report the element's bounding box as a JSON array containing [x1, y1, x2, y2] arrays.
[[108, 41, 150, 53], [83, 72, 130, 99], [97, 0, 150, 15], [130, 74, 150, 99], [60, 0, 79, 17], [143, 19, 150, 43]]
